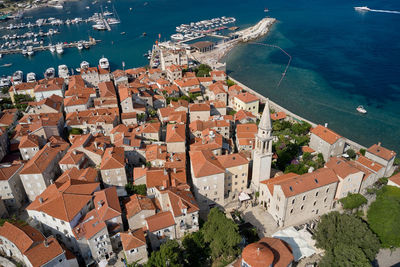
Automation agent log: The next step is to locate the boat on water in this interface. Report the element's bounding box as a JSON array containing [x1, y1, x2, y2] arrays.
[[52, 4, 63, 9], [356, 105, 367, 114], [0, 77, 11, 87], [44, 67, 55, 79], [27, 46, 34, 56], [1, 63, 12, 68], [120, 32, 126, 35], [103, 11, 113, 16], [107, 18, 120, 25], [354, 6, 371, 11], [26, 72, 36, 83], [99, 57, 109, 69], [56, 43, 64, 54], [77, 42, 84, 50], [171, 33, 184, 41], [21, 48, 28, 56], [93, 22, 107, 30], [58, 65, 69, 79], [49, 44, 56, 53], [80, 61, 90, 70], [12, 71, 23, 85]]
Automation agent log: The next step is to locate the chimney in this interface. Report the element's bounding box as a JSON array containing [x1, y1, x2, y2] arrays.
[[97, 201, 102, 208], [73, 150, 77, 155], [159, 148, 162, 154], [163, 169, 167, 176], [94, 142, 98, 149], [47, 143, 51, 147], [142, 165, 145, 169], [50, 179, 54, 184], [39, 197, 44, 204], [43, 240, 49, 247], [171, 178, 176, 187], [162, 179, 168, 188], [378, 142, 381, 146], [173, 168, 176, 173], [324, 123, 328, 128]]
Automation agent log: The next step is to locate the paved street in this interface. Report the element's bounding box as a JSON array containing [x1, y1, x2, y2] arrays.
[[240, 205, 279, 237], [375, 248, 400, 267]]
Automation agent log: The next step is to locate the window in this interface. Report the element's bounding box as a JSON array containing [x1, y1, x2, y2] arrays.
[[303, 195, 306, 201], [300, 205, 304, 210], [313, 201, 317, 206], [326, 188, 329, 193], [292, 199, 295, 204], [315, 192, 319, 197], [290, 209, 293, 214], [324, 197, 327, 203]]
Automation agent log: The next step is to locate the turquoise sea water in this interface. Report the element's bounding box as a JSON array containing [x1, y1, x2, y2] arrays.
[[0, 0, 399, 152]]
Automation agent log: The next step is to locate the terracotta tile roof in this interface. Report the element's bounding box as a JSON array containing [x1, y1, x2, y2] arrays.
[[160, 84, 180, 95], [73, 209, 106, 240], [98, 81, 117, 98], [166, 64, 182, 72], [190, 131, 223, 152], [242, 237, 294, 267], [166, 123, 186, 143], [64, 95, 89, 107], [0, 110, 16, 126], [217, 153, 248, 168], [198, 77, 213, 83], [121, 229, 146, 251], [119, 86, 132, 101], [80, 66, 98, 74], [134, 122, 160, 136], [163, 187, 199, 216], [189, 119, 229, 133], [236, 123, 257, 146], [125, 194, 155, 218], [301, 146, 315, 154], [263, 168, 339, 198], [175, 77, 200, 88], [9, 81, 37, 92], [20, 140, 69, 175], [189, 150, 224, 178], [34, 78, 64, 93], [19, 113, 63, 125], [158, 107, 175, 119], [367, 143, 396, 161], [146, 169, 169, 189], [228, 84, 243, 93], [93, 187, 122, 221], [133, 167, 147, 181], [209, 82, 226, 95], [170, 99, 189, 109], [270, 112, 287, 121], [189, 103, 210, 112], [100, 147, 125, 170], [0, 163, 23, 181], [235, 92, 259, 103], [18, 134, 40, 149], [125, 67, 147, 76], [55, 167, 98, 185], [145, 211, 175, 232], [210, 70, 226, 78], [121, 112, 137, 120], [325, 157, 362, 179], [27, 95, 62, 112], [70, 133, 111, 156], [234, 109, 256, 122], [27, 182, 99, 222], [59, 150, 85, 165], [261, 172, 299, 195], [356, 155, 384, 173], [389, 173, 400, 187], [112, 69, 127, 79], [168, 111, 187, 124], [24, 236, 65, 267], [310, 125, 342, 145], [146, 144, 167, 162]]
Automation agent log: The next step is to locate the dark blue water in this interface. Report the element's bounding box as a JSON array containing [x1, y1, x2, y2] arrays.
[[1, 0, 399, 152]]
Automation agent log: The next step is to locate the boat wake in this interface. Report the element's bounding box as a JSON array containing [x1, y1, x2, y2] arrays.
[[369, 8, 400, 14]]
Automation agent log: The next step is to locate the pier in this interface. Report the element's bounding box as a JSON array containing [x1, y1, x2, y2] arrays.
[[0, 38, 100, 55]]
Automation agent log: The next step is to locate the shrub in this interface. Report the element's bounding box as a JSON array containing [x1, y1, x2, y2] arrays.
[[125, 183, 147, 196], [346, 149, 356, 159], [359, 148, 366, 156], [339, 193, 367, 210]]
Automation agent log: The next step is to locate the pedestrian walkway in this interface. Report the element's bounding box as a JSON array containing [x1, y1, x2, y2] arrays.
[[240, 205, 279, 237]]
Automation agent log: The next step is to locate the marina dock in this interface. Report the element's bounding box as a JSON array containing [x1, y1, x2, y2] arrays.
[[0, 38, 100, 55]]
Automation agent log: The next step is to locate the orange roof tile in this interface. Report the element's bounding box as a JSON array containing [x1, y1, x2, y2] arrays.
[[166, 123, 186, 143], [270, 112, 286, 121], [367, 143, 396, 161], [189, 150, 224, 178], [217, 153, 248, 168], [325, 157, 362, 178], [235, 92, 259, 103], [125, 194, 155, 218], [310, 125, 342, 145], [145, 211, 175, 232], [100, 147, 125, 170], [121, 229, 146, 251]]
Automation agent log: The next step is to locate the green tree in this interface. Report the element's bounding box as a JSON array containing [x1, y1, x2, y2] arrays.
[[195, 64, 212, 77], [226, 79, 235, 87], [302, 152, 313, 162], [339, 193, 367, 210], [182, 231, 210, 267], [320, 244, 371, 267], [346, 149, 356, 159], [202, 208, 241, 260], [284, 163, 308, 175], [314, 212, 380, 263], [368, 185, 400, 247], [69, 128, 83, 135], [360, 148, 366, 156], [125, 183, 147, 196], [147, 240, 183, 267]]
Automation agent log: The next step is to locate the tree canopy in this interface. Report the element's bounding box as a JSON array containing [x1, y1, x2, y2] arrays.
[[125, 183, 147, 196], [368, 185, 400, 248], [182, 231, 210, 267], [339, 193, 367, 210], [195, 64, 212, 77], [146, 240, 184, 267], [202, 208, 241, 260], [314, 212, 380, 265]]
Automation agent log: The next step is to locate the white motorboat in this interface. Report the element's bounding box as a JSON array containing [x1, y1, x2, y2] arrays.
[[99, 57, 109, 69], [44, 67, 55, 79], [49, 44, 56, 53], [103, 11, 113, 16], [21, 48, 28, 56], [0, 77, 11, 87], [58, 65, 69, 79], [356, 105, 367, 114], [77, 42, 84, 50], [52, 4, 63, 9], [171, 33, 184, 41], [26, 72, 36, 83], [12, 71, 23, 85], [107, 18, 120, 25], [77, 60, 90, 72], [354, 6, 371, 12], [27, 46, 34, 56], [92, 22, 106, 30], [56, 43, 64, 54]]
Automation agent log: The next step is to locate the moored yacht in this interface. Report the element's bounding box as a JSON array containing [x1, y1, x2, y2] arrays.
[[76, 61, 90, 72], [99, 57, 109, 69], [49, 44, 56, 53], [354, 6, 371, 11], [171, 33, 184, 41], [0, 77, 11, 88], [58, 65, 69, 79], [56, 43, 64, 54], [77, 42, 84, 50], [44, 67, 55, 79], [12, 71, 23, 85], [26, 72, 36, 83], [27, 46, 34, 56]]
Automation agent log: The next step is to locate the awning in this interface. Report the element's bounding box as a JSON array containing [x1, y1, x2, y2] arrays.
[[272, 226, 317, 261], [238, 192, 250, 202]]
